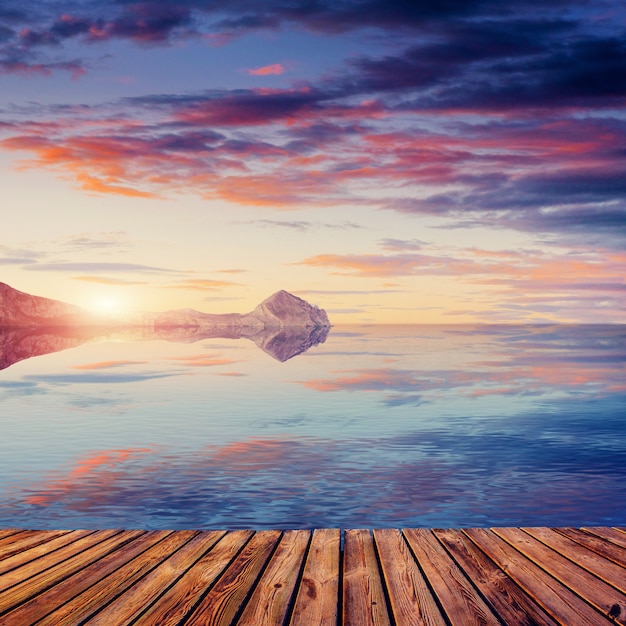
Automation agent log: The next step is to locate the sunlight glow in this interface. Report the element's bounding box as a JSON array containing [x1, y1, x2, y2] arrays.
[[87, 295, 127, 318]]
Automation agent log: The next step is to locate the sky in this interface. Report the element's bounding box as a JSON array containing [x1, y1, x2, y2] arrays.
[[0, 0, 624, 323]]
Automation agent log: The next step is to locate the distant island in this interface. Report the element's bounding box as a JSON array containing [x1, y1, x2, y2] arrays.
[[0, 282, 331, 366]]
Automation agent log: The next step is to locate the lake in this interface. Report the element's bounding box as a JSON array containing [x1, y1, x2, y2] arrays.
[[1, 324, 625, 530]]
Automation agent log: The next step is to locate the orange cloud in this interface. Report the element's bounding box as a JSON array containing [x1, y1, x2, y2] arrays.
[[247, 63, 286, 76], [166, 279, 239, 291], [75, 173, 158, 198], [299, 368, 426, 392], [298, 247, 625, 285], [25, 448, 152, 505], [72, 360, 148, 370], [166, 353, 241, 367], [73, 276, 147, 285]]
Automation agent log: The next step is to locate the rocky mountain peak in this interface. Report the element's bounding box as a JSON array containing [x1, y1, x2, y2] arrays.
[[0, 281, 93, 327], [252, 290, 330, 327]]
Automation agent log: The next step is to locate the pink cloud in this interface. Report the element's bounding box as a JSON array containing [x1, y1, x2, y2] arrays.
[[247, 63, 286, 76], [1, 84, 624, 249]]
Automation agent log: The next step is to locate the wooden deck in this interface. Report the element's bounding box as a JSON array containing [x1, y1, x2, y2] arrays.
[[0, 527, 625, 625]]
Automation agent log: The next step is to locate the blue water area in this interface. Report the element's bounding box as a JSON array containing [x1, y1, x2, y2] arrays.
[[1, 324, 625, 529]]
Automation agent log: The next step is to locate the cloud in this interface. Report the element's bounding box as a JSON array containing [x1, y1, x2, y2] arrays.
[[296, 253, 435, 277], [298, 368, 434, 393], [165, 278, 239, 291], [3, 85, 624, 246], [296, 289, 405, 295], [165, 353, 241, 367], [242, 219, 363, 231], [0, 59, 87, 80], [12, 5, 194, 49], [6, 393, 626, 529], [72, 276, 148, 285], [57, 231, 131, 251], [247, 63, 286, 76], [72, 360, 148, 370], [24, 371, 181, 384], [296, 246, 626, 322], [379, 238, 427, 251], [0, 380, 46, 397], [0, 257, 37, 265], [244, 219, 314, 232], [24, 262, 182, 274], [0, 0, 624, 257]]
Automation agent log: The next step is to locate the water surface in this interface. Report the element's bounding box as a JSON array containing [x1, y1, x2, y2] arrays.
[[1, 324, 625, 529]]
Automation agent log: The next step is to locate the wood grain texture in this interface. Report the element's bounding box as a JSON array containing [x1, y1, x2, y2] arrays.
[[557, 527, 626, 567], [403, 528, 499, 626], [495, 527, 626, 625], [185, 529, 282, 626], [466, 527, 615, 625], [0, 529, 120, 612], [0, 529, 23, 544], [35, 530, 188, 626], [343, 529, 391, 626], [0, 529, 71, 563], [132, 530, 250, 626], [86, 531, 226, 626], [583, 527, 626, 552], [0, 529, 152, 626], [0, 529, 93, 578], [0, 526, 625, 625], [373, 528, 445, 626], [290, 528, 340, 626], [524, 527, 626, 593], [237, 529, 310, 625], [434, 528, 560, 626]]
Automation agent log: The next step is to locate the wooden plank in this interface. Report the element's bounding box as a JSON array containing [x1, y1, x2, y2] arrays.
[[583, 527, 626, 552], [0, 531, 35, 552], [0, 530, 23, 544], [403, 528, 499, 626], [466, 528, 615, 625], [0, 526, 624, 625], [434, 528, 560, 626], [0, 530, 72, 563], [238, 529, 310, 625], [373, 528, 445, 626], [495, 528, 626, 625], [524, 527, 626, 593], [0, 529, 93, 577], [558, 528, 626, 568], [35, 530, 193, 626], [85, 531, 226, 625], [2, 530, 166, 626], [185, 529, 282, 626], [290, 528, 340, 626], [343, 529, 390, 626], [132, 530, 252, 626], [0, 529, 122, 614]]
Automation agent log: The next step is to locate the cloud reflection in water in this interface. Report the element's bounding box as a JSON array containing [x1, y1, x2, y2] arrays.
[[1, 324, 624, 529]]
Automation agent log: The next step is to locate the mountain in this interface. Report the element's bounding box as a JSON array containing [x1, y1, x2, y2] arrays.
[[0, 282, 95, 327], [0, 283, 331, 367], [0, 283, 330, 330], [145, 290, 330, 332]]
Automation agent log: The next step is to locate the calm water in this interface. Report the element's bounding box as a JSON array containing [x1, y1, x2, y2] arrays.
[[1, 324, 625, 529]]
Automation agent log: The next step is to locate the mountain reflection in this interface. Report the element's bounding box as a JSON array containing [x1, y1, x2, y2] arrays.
[[1, 324, 625, 530], [0, 323, 329, 370]]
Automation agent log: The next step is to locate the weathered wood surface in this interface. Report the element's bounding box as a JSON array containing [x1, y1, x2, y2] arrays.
[[0, 527, 625, 625]]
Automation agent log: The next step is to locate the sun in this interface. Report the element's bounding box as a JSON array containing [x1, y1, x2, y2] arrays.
[[88, 295, 127, 318]]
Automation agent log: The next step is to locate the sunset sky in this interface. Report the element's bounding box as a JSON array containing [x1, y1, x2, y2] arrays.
[[1, 0, 624, 323]]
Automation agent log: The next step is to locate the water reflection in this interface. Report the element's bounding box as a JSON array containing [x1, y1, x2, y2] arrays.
[[0, 322, 329, 370], [0, 324, 624, 529]]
